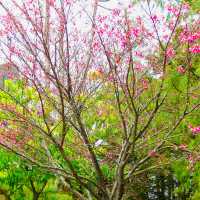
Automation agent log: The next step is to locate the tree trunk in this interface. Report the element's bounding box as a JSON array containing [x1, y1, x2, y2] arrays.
[[33, 192, 40, 200]]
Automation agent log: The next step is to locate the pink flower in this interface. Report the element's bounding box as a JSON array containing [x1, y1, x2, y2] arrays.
[[178, 28, 200, 43], [108, 74, 114, 82], [182, 3, 190, 13], [179, 144, 187, 151], [167, 5, 179, 16], [97, 110, 103, 117], [166, 47, 175, 58], [188, 125, 200, 135], [93, 41, 100, 51], [188, 154, 194, 162], [134, 63, 143, 72], [130, 27, 140, 37], [189, 45, 200, 54], [191, 94, 198, 99], [179, 31, 188, 43], [148, 150, 158, 157], [47, 0, 55, 6], [115, 54, 121, 64], [97, 67, 104, 74], [187, 32, 200, 43], [151, 15, 159, 23], [65, 0, 73, 5], [134, 51, 143, 58], [7, 72, 14, 79], [97, 27, 105, 36], [163, 34, 169, 41], [0, 120, 8, 128], [141, 79, 149, 90], [177, 66, 186, 74], [37, 109, 43, 116], [112, 9, 120, 16]]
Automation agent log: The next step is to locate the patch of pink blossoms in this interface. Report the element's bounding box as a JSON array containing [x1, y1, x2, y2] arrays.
[[188, 125, 200, 135], [179, 144, 187, 151], [166, 47, 175, 58], [180, 31, 200, 43], [177, 66, 186, 74], [189, 45, 200, 54], [148, 149, 158, 157]]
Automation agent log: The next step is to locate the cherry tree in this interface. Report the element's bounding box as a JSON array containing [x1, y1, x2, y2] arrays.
[[0, 0, 199, 199]]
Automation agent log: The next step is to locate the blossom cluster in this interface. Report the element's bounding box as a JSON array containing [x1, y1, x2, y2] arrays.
[[188, 125, 200, 135], [180, 31, 200, 43], [189, 45, 200, 54], [177, 66, 186, 74]]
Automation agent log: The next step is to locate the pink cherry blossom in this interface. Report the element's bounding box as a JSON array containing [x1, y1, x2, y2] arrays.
[[166, 5, 180, 16], [141, 79, 149, 90], [134, 51, 144, 58], [188, 125, 200, 135], [188, 154, 195, 166], [180, 30, 200, 43], [130, 27, 140, 37], [187, 32, 200, 43], [134, 63, 143, 72], [179, 144, 187, 151], [151, 15, 159, 23], [182, 3, 190, 12], [108, 74, 114, 82], [7, 72, 14, 79], [47, 0, 55, 6], [189, 45, 200, 54], [65, 0, 73, 5], [0, 120, 8, 128], [112, 9, 121, 17], [148, 150, 158, 157], [177, 66, 186, 74], [166, 47, 175, 58]]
